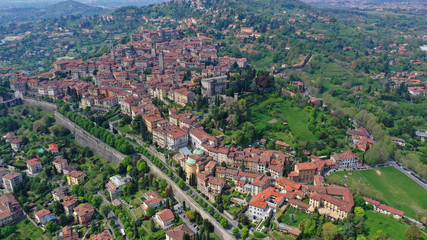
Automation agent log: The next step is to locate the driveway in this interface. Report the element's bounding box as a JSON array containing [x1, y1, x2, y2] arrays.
[[173, 203, 199, 233]]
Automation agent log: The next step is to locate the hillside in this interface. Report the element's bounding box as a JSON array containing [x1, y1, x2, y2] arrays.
[[0, 0, 110, 24]]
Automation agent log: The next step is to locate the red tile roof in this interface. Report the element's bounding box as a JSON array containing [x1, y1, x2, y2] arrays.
[[166, 224, 194, 240], [156, 209, 175, 222]]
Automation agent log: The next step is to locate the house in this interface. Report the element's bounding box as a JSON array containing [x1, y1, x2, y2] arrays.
[[2, 172, 23, 193], [106, 174, 132, 200], [52, 187, 67, 201], [66, 171, 85, 185], [91, 231, 111, 240], [275, 176, 301, 193], [26, 158, 43, 175], [165, 224, 194, 240], [62, 195, 79, 215], [330, 150, 359, 168], [247, 187, 286, 221], [173, 88, 195, 106], [415, 130, 427, 141], [35, 209, 56, 226], [392, 137, 406, 146], [0, 193, 24, 227], [49, 144, 59, 154], [363, 197, 404, 219], [153, 125, 188, 151], [10, 138, 23, 152], [57, 226, 79, 240], [63, 165, 78, 175], [197, 172, 226, 201], [288, 162, 317, 183], [307, 185, 354, 220], [154, 209, 175, 229], [141, 192, 164, 211], [0, 168, 10, 188], [74, 203, 95, 225], [53, 158, 68, 173], [348, 127, 370, 138], [3, 133, 17, 142]]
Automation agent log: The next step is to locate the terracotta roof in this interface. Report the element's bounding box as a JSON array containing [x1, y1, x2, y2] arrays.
[[156, 208, 175, 222], [296, 162, 317, 171], [2, 171, 21, 180], [35, 209, 51, 219], [67, 171, 84, 178], [275, 176, 301, 190], [331, 150, 358, 162], [74, 203, 95, 217], [26, 158, 42, 167], [62, 195, 79, 207], [166, 224, 194, 240], [91, 231, 111, 240], [49, 144, 59, 151], [289, 199, 309, 209]]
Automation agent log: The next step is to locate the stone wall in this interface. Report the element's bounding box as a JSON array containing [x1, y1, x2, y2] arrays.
[[54, 112, 126, 164], [22, 97, 57, 112], [21, 97, 125, 164]]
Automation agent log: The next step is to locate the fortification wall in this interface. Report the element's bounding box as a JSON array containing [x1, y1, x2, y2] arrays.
[[21, 97, 125, 164], [22, 97, 57, 112], [54, 112, 126, 164]]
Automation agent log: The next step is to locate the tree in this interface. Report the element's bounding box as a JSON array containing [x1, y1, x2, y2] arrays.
[[220, 218, 228, 228], [51, 201, 64, 216], [240, 160, 245, 171], [100, 205, 111, 217], [46, 221, 59, 234], [238, 213, 249, 226], [178, 179, 186, 189], [137, 159, 149, 173], [232, 227, 240, 237], [203, 219, 214, 232], [322, 222, 338, 240], [183, 233, 191, 240], [354, 207, 365, 217], [241, 228, 249, 240], [146, 206, 156, 217], [353, 193, 366, 208], [405, 224, 421, 240], [185, 210, 195, 221]]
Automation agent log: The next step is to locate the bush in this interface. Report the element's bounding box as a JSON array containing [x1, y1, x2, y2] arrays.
[[254, 231, 267, 238]]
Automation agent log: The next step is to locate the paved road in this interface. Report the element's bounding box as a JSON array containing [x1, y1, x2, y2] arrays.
[[125, 131, 238, 228], [389, 161, 427, 191], [140, 153, 235, 239], [173, 203, 199, 233]]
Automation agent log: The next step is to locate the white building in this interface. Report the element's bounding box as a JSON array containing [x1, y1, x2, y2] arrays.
[[106, 174, 132, 200], [330, 150, 359, 168], [2, 172, 23, 193]]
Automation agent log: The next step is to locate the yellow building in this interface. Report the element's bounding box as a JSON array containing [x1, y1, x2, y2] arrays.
[[66, 171, 85, 185]]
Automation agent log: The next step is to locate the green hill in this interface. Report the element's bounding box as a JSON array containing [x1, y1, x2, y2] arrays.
[[0, 0, 110, 24]]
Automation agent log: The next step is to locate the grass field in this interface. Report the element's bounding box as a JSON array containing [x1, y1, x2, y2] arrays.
[[280, 206, 309, 227], [326, 167, 427, 219], [364, 210, 413, 240], [7, 219, 46, 240], [249, 98, 316, 142]]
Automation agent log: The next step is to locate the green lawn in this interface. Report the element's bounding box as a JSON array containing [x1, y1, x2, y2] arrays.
[[327, 167, 427, 219], [7, 219, 46, 240], [249, 98, 316, 143], [280, 206, 309, 227], [365, 210, 418, 240]]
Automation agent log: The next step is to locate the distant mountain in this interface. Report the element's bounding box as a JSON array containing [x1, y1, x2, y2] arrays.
[[0, 0, 110, 24], [0, 0, 169, 9]]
